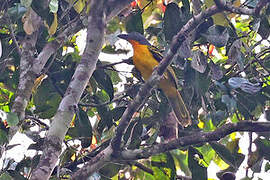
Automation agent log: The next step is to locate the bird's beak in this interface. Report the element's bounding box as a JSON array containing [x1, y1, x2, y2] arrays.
[[118, 34, 129, 40]]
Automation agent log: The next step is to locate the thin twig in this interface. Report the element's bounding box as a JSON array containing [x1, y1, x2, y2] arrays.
[[25, 116, 49, 129], [79, 94, 128, 107], [97, 58, 133, 69]]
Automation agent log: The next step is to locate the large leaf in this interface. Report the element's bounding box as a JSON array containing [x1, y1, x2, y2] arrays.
[[254, 138, 270, 161], [0, 173, 12, 180], [94, 96, 113, 134], [258, 16, 270, 39], [188, 147, 207, 180], [125, 10, 144, 34], [163, 3, 181, 42], [75, 108, 92, 148], [33, 79, 62, 119], [210, 142, 240, 169], [99, 163, 123, 179], [93, 65, 114, 101], [111, 106, 126, 121]]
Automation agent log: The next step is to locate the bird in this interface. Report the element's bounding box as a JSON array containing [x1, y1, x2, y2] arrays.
[[118, 32, 191, 127]]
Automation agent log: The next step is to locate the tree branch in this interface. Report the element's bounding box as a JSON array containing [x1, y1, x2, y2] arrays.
[[121, 121, 270, 160], [214, 0, 255, 15]]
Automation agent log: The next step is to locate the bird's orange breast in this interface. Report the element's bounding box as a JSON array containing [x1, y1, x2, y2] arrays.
[[131, 43, 159, 80]]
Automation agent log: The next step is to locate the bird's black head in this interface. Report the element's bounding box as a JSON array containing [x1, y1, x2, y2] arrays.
[[118, 32, 151, 46]]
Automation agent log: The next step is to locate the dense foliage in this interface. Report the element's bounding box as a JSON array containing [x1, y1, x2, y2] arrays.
[[0, 0, 269, 179]]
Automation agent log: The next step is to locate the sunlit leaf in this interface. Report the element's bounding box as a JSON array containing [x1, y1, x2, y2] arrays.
[[48, 13, 58, 35], [188, 147, 207, 180], [210, 142, 236, 169]]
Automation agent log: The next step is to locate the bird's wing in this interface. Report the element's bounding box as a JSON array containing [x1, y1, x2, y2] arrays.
[[148, 46, 178, 88]]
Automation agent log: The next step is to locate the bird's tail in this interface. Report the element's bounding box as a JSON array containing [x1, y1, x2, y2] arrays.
[[167, 90, 191, 127]]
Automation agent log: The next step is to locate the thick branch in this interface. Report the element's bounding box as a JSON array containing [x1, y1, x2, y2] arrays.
[[214, 0, 255, 15], [121, 121, 270, 160], [72, 146, 113, 179]]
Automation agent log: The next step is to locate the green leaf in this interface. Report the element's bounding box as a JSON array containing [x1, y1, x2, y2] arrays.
[[6, 112, 19, 126], [209, 142, 236, 168], [188, 147, 207, 180], [93, 65, 114, 101], [163, 3, 181, 42], [165, 153, 176, 180], [201, 25, 229, 47], [125, 10, 144, 34], [210, 110, 227, 127], [254, 138, 270, 161], [173, 150, 190, 175], [127, 122, 143, 149], [0, 129, 8, 145], [265, 162, 270, 172], [94, 96, 113, 134], [0, 173, 12, 180], [258, 16, 270, 39], [99, 163, 123, 178], [111, 106, 126, 121], [75, 108, 92, 148], [31, 0, 50, 19], [33, 79, 62, 119]]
